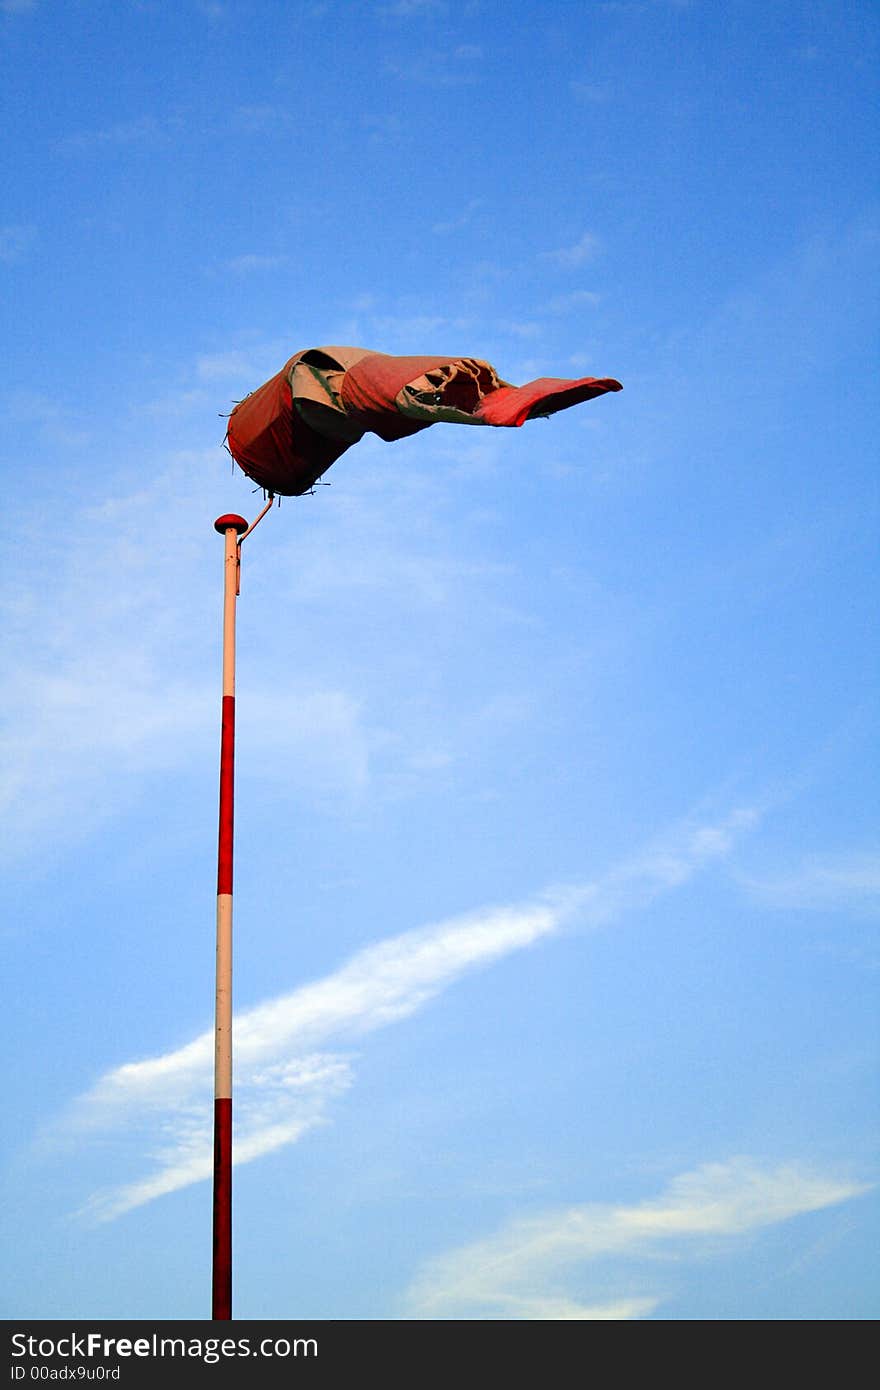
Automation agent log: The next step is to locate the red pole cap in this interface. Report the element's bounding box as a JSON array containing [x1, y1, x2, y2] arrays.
[[214, 514, 249, 535]]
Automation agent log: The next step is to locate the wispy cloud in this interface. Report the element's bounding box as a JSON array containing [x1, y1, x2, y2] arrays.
[[57, 115, 167, 154], [4, 388, 90, 444], [378, 0, 446, 16], [229, 104, 292, 133], [547, 289, 601, 314], [69, 897, 565, 1221], [571, 81, 612, 104], [432, 198, 484, 236], [404, 1158, 872, 1318], [0, 224, 35, 263], [195, 348, 277, 381], [738, 850, 880, 916], [346, 311, 474, 349], [497, 318, 544, 339], [543, 231, 601, 269], [360, 112, 408, 149], [384, 42, 483, 86], [61, 805, 760, 1221], [598, 0, 694, 11], [222, 253, 289, 275]]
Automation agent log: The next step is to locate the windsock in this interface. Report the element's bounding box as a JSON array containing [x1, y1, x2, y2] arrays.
[[226, 345, 622, 496]]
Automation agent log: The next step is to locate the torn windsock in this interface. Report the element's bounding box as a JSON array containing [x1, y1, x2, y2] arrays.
[[226, 346, 622, 496]]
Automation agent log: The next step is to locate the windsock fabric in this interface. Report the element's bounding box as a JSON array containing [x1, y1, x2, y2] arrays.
[[226, 346, 622, 496]]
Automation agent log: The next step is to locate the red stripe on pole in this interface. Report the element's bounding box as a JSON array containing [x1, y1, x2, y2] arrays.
[[212, 1097, 232, 1320], [217, 695, 235, 896]]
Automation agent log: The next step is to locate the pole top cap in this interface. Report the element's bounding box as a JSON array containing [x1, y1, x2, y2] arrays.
[[214, 514, 249, 535]]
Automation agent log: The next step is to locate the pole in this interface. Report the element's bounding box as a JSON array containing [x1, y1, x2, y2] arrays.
[[212, 512, 248, 1320]]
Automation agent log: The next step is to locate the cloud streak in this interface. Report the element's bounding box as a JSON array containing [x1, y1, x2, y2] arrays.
[[738, 850, 880, 916], [57, 115, 166, 154], [0, 224, 35, 263], [63, 805, 760, 1221], [543, 231, 601, 269], [404, 1158, 871, 1319], [221, 253, 290, 275]]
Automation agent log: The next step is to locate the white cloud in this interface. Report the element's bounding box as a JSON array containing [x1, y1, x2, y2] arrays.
[[3, 388, 89, 444], [498, 319, 544, 339], [61, 805, 760, 1221], [70, 897, 562, 1221], [58, 115, 165, 154], [548, 289, 601, 314], [383, 42, 482, 86], [738, 851, 880, 916], [571, 81, 612, 104], [222, 253, 289, 275], [360, 112, 408, 148], [229, 104, 290, 133], [378, 0, 446, 15], [432, 198, 484, 236], [196, 348, 270, 381], [0, 224, 35, 263], [404, 1158, 871, 1319], [543, 231, 601, 269], [363, 313, 454, 342]]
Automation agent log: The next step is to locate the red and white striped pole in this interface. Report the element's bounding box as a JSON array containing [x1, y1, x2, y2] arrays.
[[212, 512, 247, 1320], [211, 499, 274, 1319]]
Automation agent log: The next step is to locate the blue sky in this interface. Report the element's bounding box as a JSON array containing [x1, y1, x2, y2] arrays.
[[1, 0, 877, 1321]]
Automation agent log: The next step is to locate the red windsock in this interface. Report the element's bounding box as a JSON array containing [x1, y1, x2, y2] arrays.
[[226, 346, 622, 496]]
